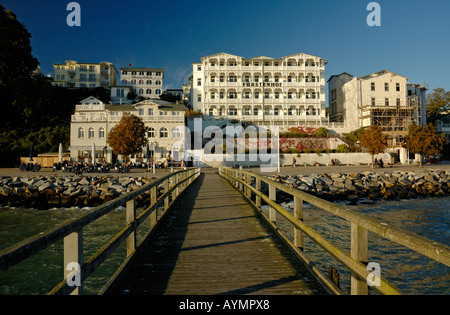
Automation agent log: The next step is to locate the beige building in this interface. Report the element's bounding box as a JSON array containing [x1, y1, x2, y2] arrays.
[[70, 96, 188, 164], [328, 70, 427, 162], [119, 67, 164, 99], [191, 52, 328, 127], [53, 60, 118, 88]]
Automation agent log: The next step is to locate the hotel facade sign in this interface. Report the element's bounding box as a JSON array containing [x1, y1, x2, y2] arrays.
[[242, 82, 283, 88]]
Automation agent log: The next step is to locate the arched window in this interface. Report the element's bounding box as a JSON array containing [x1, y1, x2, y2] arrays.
[[88, 127, 95, 138], [138, 88, 144, 94], [160, 127, 168, 138], [146, 89, 152, 94], [146, 80, 152, 84], [139, 79, 144, 84], [122, 79, 127, 85], [99, 127, 105, 138], [171, 127, 181, 138], [155, 89, 161, 95], [148, 127, 155, 138], [78, 127, 85, 138]]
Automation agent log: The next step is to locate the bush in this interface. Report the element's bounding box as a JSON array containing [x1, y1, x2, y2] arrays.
[[316, 127, 328, 137], [337, 144, 351, 153]]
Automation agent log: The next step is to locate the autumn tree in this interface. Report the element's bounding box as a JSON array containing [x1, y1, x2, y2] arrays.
[[403, 123, 446, 167], [358, 125, 387, 169], [106, 113, 148, 161], [426, 88, 450, 117]]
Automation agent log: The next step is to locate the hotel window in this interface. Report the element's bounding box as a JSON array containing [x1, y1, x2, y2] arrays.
[[228, 107, 237, 115], [148, 127, 155, 138], [148, 109, 153, 115], [89, 74, 96, 82], [131, 79, 136, 84], [244, 91, 250, 99], [139, 72, 144, 76], [372, 97, 376, 106], [244, 62, 250, 66], [99, 127, 105, 138], [160, 128, 168, 138], [274, 108, 279, 115], [172, 127, 181, 138], [288, 76, 292, 82], [385, 98, 390, 106], [146, 89, 152, 94], [288, 92, 293, 99], [139, 80, 144, 84], [254, 62, 259, 66], [264, 107, 270, 115], [209, 108, 214, 116], [265, 92, 270, 99], [254, 91, 260, 99], [220, 76, 224, 82], [274, 62, 279, 66], [254, 76, 259, 83], [385, 83, 389, 91], [220, 92, 224, 99], [264, 62, 269, 66], [155, 80, 161, 85], [244, 76, 250, 82], [396, 83, 400, 91], [122, 71, 127, 75], [275, 92, 280, 99], [78, 128, 85, 138], [138, 109, 144, 115], [243, 107, 251, 115], [253, 108, 259, 116], [139, 89, 144, 94], [147, 72, 152, 76], [155, 89, 161, 95], [397, 98, 401, 106], [132, 71, 136, 75], [288, 108, 293, 115], [274, 76, 279, 83], [211, 76, 215, 83], [211, 92, 215, 99], [228, 91, 237, 99], [197, 94, 202, 102], [80, 74, 87, 82], [197, 79, 201, 86], [88, 127, 95, 138], [228, 76, 237, 82], [371, 82, 375, 91], [197, 65, 202, 71], [287, 62, 292, 66], [264, 76, 269, 83], [156, 72, 161, 76]]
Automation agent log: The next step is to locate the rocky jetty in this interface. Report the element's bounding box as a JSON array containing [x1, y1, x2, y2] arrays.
[[0, 175, 161, 210], [269, 169, 450, 205]]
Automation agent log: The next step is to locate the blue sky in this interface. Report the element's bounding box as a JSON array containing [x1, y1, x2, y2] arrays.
[[2, 0, 449, 96]]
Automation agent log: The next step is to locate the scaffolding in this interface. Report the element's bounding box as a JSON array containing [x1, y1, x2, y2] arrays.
[[359, 96, 423, 148]]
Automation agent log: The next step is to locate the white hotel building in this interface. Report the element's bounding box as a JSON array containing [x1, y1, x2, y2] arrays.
[[190, 52, 328, 126]]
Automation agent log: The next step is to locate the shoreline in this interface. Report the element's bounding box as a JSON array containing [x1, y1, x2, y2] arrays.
[[1, 164, 450, 210]]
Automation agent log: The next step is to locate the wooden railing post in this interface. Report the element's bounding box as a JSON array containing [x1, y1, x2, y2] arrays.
[[255, 178, 261, 209], [126, 198, 136, 257], [351, 223, 368, 295], [164, 179, 170, 211], [150, 186, 157, 227], [293, 196, 304, 251], [64, 229, 83, 295], [269, 183, 276, 223]]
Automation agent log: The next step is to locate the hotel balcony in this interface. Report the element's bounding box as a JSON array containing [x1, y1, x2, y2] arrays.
[[71, 114, 106, 122], [75, 104, 106, 111]]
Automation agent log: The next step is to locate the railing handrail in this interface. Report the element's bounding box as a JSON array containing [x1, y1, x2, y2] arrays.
[[0, 168, 201, 295], [219, 166, 450, 295]]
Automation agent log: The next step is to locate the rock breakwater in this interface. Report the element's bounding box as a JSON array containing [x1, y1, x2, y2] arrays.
[[269, 169, 450, 204], [0, 175, 160, 209]]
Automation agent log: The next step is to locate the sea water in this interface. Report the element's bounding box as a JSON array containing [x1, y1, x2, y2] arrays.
[[0, 197, 449, 295]]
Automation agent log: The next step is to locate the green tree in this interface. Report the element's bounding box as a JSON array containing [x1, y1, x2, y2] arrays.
[[403, 123, 447, 167], [426, 88, 450, 117], [106, 113, 148, 160], [358, 125, 387, 169], [316, 127, 328, 137]]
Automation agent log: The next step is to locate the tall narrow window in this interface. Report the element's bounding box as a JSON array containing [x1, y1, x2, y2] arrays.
[[385, 83, 389, 91], [396, 83, 400, 91], [371, 82, 375, 91]]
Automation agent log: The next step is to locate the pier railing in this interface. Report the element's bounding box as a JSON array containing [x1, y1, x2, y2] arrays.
[[0, 168, 201, 295], [219, 166, 450, 295]]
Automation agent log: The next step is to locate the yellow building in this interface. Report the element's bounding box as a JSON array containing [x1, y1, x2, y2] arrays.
[[52, 60, 118, 88]]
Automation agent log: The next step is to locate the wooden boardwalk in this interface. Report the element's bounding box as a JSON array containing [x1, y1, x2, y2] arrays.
[[107, 168, 327, 295]]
